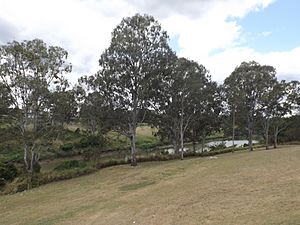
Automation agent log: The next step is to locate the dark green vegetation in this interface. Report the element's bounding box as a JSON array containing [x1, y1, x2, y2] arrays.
[[1, 13, 300, 194], [0, 146, 299, 225]]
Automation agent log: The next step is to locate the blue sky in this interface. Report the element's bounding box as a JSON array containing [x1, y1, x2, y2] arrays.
[[238, 0, 300, 53]]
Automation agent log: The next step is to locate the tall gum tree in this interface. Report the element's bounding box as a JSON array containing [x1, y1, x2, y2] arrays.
[[98, 14, 174, 166], [151, 57, 212, 159], [224, 61, 276, 151], [0, 39, 71, 176], [258, 80, 290, 149]]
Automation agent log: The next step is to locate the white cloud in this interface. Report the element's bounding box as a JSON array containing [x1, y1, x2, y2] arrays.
[[0, 0, 298, 84], [261, 31, 272, 37]]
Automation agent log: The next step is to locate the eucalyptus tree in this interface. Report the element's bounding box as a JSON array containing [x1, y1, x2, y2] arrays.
[[222, 74, 243, 149], [0, 82, 12, 119], [49, 84, 78, 127], [288, 80, 300, 112], [0, 39, 71, 175], [151, 57, 212, 159], [259, 80, 290, 149], [77, 75, 113, 135], [189, 82, 222, 152], [97, 14, 174, 166], [224, 61, 276, 151]]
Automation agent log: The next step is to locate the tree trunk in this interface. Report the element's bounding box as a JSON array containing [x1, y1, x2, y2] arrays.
[[30, 149, 34, 173], [130, 91, 138, 167], [130, 124, 137, 166], [248, 114, 253, 151], [232, 107, 236, 153], [265, 118, 270, 150], [180, 117, 184, 160], [274, 126, 278, 149], [172, 135, 179, 154], [24, 144, 29, 170]]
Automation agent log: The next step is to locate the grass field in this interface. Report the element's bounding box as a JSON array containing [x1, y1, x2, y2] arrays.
[[0, 145, 299, 225]]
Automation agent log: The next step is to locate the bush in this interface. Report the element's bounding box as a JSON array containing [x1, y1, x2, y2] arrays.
[[82, 148, 102, 161], [77, 135, 105, 148], [0, 162, 18, 185], [54, 160, 86, 171], [33, 162, 41, 173], [60, 143, 74, 152]]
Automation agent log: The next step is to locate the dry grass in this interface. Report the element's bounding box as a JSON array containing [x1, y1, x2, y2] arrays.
[[0, 145, 299, 225]]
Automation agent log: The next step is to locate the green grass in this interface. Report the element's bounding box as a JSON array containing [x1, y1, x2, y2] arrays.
[[0, 145, 299, 225]]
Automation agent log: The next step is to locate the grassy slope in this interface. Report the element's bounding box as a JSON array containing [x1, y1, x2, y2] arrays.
[[1, 146, 299, 225]]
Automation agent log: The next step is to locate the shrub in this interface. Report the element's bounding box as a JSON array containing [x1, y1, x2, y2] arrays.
[[37, 167, 97, 186], [0, 162, 18, 185], [33, 162, 41, 173], [77, 135, 105, 148], [54, 160, 86, 171], [60, 143, 74, 152], [82, 148, 102, 161]]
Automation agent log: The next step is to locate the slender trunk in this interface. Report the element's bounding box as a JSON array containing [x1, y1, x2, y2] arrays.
[[232, 107, 236, 153], [21, 113, 29, 170], [248, 114, 253, 151], [265, 118, 269, 150], [129, 89, 138, 166], [30, 148, 35, 173], [172, 135, 179, 154], [274, 126, 278, 148], [24, 144, 29, 170], [180, 116, 184, 160], [130, 127, 137, 166]]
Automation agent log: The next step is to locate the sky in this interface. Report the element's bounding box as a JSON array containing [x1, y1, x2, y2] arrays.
[[0, 0, 299, 84]]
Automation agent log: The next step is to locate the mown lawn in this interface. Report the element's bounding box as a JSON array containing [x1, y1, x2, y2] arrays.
[[0, 145, 299, 225]]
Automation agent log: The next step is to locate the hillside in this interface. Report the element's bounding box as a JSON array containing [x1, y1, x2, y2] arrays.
[[0, 145, 299, 225]]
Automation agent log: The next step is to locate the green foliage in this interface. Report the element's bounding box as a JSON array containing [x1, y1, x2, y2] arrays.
[[54, 160, 86, 171], [136, 135, 160, 149], [95, 159, 127, 169], [223, 61, 278, 150], [82, 147, 103, 161], [60, 143, 74, 152], [49, 89, 78, 126], [78, 135, 105, 148], [0, 39, 72, 173], [33, 162, 41, 173], [94, 13, 175, 165], [0, 162, 18, 185]]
